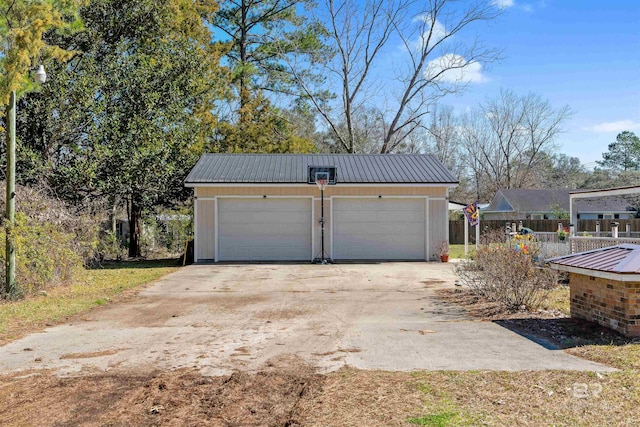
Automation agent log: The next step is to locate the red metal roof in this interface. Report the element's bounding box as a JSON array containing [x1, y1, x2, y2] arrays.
[[547, 244, 640, 274]]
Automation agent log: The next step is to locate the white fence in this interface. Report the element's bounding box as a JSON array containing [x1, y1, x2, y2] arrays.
[[568, 236, 640, 254], [536, 235, 640, 260]]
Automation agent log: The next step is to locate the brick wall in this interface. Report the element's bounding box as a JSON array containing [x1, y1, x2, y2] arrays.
[[570, 273, 640, 337]]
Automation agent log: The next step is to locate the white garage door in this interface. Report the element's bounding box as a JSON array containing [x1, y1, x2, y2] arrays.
[[333, 198, 425, 260], [218, 198, 312, 261]]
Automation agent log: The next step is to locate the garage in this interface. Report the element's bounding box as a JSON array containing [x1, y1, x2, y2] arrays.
[[332, 198, 426, 260], [186, 154, 457, 262], [217, 198, 312, 261]]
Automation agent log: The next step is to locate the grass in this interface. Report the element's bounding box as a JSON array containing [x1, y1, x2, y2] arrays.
[[541, 284, 571, 315], [0, 259, 179, 343], [408, 412, 459, 426], [449, 244, 475, 259]]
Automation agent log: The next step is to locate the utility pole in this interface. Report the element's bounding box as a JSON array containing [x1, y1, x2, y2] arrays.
[[5, 90, 16, 295], [4, 65, 46, 296]]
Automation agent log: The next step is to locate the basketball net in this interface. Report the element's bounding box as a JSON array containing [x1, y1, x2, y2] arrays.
[[316, 178, 328, 191]]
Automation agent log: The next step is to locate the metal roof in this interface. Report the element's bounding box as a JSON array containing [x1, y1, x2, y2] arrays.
[[547, 244, 640, 274], [185, 154, 458, 184]]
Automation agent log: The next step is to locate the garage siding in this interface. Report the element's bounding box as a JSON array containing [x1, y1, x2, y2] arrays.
[[428, 199, 448, 261], [196, 186, 447, 198], [195, 199, 215, 260]]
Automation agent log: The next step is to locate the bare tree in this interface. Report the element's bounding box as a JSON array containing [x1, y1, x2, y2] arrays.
[[454, 89, 572, 201], [425, 104, 461, 173], [380, 0, 501, 153], [284, 0, 502, 153]]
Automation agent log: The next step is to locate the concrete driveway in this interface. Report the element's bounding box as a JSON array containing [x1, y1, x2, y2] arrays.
[[0, 263, 613, 375]]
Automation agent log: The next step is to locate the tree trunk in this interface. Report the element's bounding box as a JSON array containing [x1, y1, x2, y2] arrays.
[[110, 196, 117, 235], [128, 200, 143, 258]]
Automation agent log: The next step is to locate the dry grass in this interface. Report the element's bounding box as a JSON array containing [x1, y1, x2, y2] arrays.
[[542, 284, 571, 315], [0, 259, 179, 344], [0, 362, 637, 427]]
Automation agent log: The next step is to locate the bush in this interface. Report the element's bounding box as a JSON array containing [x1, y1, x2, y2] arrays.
[[454, 239, 557, 311], [0, 212, 82, 297], [0, 182, 101, 298]]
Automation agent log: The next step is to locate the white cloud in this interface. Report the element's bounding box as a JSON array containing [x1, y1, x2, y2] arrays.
[[425, 54, 487, 83], [492, 0, 515, 9], [412, 19, 447, 51], [584, 120, 640, 133], [522, 4, 534, 12]]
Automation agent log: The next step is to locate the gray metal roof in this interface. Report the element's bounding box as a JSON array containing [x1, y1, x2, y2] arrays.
[[548, 244, 640, 274], [185, 154, 458, 184]]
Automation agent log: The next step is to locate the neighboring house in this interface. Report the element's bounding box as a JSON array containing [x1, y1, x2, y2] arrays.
[[185, 154, 458, 262], [448, 201, 467, 212], [483, 189, 637, 221]]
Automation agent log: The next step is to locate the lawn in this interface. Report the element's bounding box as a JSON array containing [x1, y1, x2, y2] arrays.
[[0, 259, 179, 344], [449, 244, 475, 259]]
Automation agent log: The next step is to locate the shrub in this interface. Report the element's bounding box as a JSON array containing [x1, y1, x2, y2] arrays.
[[454, 239, 557, 311], [0, 212, 81, 297], [0, 182, 100, 298]]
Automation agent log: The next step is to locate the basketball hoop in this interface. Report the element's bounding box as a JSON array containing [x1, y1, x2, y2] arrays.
[[316, 178, 328, 191]]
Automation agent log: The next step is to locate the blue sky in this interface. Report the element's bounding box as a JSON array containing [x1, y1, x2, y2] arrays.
[[438, 0, 640, 167]]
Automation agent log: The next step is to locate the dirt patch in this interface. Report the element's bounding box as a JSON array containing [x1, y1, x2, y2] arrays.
[[312, 348, 362, 356], [420, 279, 448, 287], [60, 349, 122, 360], [0, 360, 638, 426], [495, 318, 636, 349], [108, 294, 270, 327], [434, 288, 550, 320], [0, 355, 322, 427], [254, 308, 309, 320]]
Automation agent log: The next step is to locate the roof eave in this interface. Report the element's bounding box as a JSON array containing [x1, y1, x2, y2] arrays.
[[547, 263, 640, 282], [186, 182, 459, 188]]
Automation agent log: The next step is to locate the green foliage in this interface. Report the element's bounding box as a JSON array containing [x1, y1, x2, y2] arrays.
[[213, 0, 326, 100], [0, 0, 84, 106], [550, 204, 570, 220], [212, 0, 327, 151], [14, 0, 227, 256], [408, 412, 459, 426], [0, 212, 81, 297], [597, 131, 640, 171], [214, 93, 315, 153], [96, 231, 126, 262]]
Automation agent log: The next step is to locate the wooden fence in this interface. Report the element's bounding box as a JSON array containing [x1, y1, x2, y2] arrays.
[[449, 219, 640, 244]]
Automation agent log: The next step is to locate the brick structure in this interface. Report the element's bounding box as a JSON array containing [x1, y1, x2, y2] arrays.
[[548, 244, 640, 338], [569, 273, 640, 337]]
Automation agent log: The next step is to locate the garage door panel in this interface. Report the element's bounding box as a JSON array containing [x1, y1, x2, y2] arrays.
[[377, 210, 423, 222], [218, 198, 311, 261], [334, 209, 423, 224], [335, 222, 422, 235], [333, 198, 425, 260], [220, 210, 309, 225], [221, 223, 308, 237]]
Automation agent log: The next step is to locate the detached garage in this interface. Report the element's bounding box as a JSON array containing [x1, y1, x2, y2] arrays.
[[185, 154, 458, 262]]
